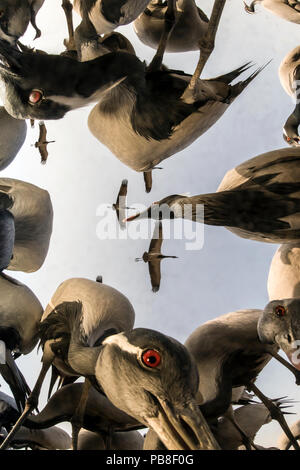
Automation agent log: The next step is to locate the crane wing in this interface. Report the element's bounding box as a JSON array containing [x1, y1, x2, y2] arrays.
[[149, 221, 163, 253], [148, 259, 161, 293]]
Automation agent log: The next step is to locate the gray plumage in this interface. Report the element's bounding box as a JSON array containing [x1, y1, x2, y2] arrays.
[[267, 242, 300, 300], [40, 277, 135, 390], [73, 0, 151, 34], [0, 178, 53, 273], [127, 147, 300, 244], [0, 0, 44, 44], [0, 107, 26, 170], [258, 298, 300, 372], [134, 0, 209, 53], [0, 208, 14, 272], [23, 382, 142, 434], [29, 278, 219, 450], [244, 0, 300, 24], [213, 403, 272, 450], [0, 273, 43, 411], [2, 425, 71, 450], [185, 309, 278, 420], [279, 45, 300, 146], [74, 2, 136, 62], [0, 40, 263, 173], [77, 428, 143, 450]]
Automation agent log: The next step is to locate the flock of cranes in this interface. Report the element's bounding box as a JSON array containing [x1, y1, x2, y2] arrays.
[[0, 0, 299, 451]]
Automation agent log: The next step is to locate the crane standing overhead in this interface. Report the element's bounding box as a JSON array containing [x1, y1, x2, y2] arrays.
[[0, 273, 43, 412]]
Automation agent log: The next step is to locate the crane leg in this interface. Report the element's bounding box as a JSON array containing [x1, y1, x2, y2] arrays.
[[247, 382, 300, 450], [70, 378, 91, 450], [181, 0, 226, 103], [271, 351, 300, 385], [0, 357, 52, 450], [62, 0, 76, 51], [147, 0, 176, 72]]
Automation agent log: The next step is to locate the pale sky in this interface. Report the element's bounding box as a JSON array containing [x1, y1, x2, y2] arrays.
[[0, 0, 299, 448]]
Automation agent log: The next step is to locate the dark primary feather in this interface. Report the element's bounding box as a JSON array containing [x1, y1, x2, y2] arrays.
[[234, 153, 300, 181], [116, 179, 128, 203], [192, 188, 300, 233], [148, 260, 161, 293], [131, 70, 200, 141], [211, 62, 253, 85], [131, 62, 260, 141], [38, 122, 46, 142], [0, 348, 31, 412], [115, 179, 128, 228], [184, 165, 300, 234], [149, 221, 163, 253], [0, 391, 19, 429], [197, 6, 209, 23], [144, 171, 152, 193]]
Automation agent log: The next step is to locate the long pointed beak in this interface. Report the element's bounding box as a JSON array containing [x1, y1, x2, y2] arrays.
[[145, 398, 220, 450], [124, 212, 142, 222], [124, 208, 149, 223]]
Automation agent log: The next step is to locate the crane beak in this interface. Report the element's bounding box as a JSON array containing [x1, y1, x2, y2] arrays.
[[145, 397, 219, 450], [124, 212, 142, 222], [123, 207, 150, 223]]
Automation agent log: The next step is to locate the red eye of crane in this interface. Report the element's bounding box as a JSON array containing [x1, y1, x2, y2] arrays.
[[29, 89, 43, 104], [275, 305, 286, 317], [142, 349, 161, 368]]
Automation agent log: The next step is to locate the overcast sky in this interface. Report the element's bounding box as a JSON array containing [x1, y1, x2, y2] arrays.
[[0, 0, 299, 448]]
